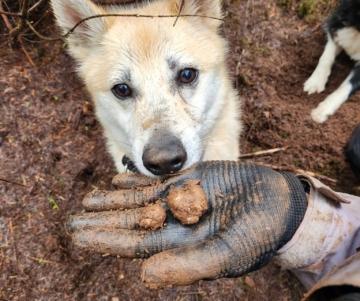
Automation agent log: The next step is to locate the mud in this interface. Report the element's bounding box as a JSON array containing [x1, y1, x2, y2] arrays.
[[138, 203, 166, 230], [112, 172, 158, 190], [166, 180, 208, 225]]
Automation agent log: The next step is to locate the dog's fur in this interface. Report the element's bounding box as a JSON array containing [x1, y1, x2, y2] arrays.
[[346, 124, 360, 181], [304, 0, 360, 123], [51, 0, 241, 176]]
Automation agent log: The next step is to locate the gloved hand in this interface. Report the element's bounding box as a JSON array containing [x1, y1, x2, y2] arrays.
[[66, 161, 308, 288]]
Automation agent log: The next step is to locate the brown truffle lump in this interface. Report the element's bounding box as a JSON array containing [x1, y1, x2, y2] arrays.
[[166, 180, 208, 225], [138, 203, 166, 230]]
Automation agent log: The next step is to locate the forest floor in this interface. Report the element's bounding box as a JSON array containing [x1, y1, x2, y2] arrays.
[[1, 0, 359, 300]]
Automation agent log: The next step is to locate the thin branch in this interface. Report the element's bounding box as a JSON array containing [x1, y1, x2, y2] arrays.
[[21, 0, 30, 17], [1, 0, 31, 38], [1, 6, 224, 41], [252, 161, 338, 184], [173, 0, 185, 27], [9, 219, 23, 274], [8, 0, 30, 37], [17, 35, 35, 66], [28, 0, 46, 14], [0, 2, 13, 31], [1, 0, 37, 65], [27, 13, 224, 41], [0, 10, 21, 17], [239, 147, 288, 159], [0, 178, 27, 187], [21, 9, 49, 35], [27, 256, 67, 265]]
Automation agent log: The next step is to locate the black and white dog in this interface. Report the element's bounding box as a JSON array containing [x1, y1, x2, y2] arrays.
[[304, 0, 360, 123]]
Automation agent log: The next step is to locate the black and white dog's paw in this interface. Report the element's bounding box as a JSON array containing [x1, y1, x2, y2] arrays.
[[304, 71, 328, 95], [122, 155, 139, 173], [311, 104, 330, 123]]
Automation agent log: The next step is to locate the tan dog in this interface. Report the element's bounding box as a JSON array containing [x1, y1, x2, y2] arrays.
[[52, 0, 241, 176]]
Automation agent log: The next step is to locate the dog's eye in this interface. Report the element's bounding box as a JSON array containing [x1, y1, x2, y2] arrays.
[[179, 68, 198, 84], [112, 84, 132, 99]]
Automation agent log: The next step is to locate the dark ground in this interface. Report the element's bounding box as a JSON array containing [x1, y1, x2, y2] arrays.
[[1, 0, 359, 300]]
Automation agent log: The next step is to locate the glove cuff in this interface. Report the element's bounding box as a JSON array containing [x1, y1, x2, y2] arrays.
[[278, 172, 308, 249]]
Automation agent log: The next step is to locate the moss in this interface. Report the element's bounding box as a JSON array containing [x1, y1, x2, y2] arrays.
[[277, 0, 340, 24], [278, 131, 291, 139], [241, 38, 252, 49], [298, 0, 316, 17], [317, 159, 342, 176], [278, 0, 293, 10], [254, 46, 270, 56]]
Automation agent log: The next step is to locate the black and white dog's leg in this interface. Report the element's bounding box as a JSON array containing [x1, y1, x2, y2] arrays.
[[304, 34, 342, 94], [311, 63, 360, 123]]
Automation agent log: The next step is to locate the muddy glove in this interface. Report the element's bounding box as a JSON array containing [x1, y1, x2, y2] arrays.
[[66, 161, 307, 288]]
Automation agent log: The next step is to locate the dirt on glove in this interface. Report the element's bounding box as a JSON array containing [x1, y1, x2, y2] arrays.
[[112, 172, 159, 189], [138, 203, 166, 230], [166, 180, 208, 225]]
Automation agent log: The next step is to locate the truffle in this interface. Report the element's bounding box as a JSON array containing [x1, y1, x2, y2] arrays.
[[167, 180, 208, 225], [138, 203, 166, 230]]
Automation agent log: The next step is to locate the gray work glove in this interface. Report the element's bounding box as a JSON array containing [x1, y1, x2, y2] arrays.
[[66, 161, 307, 288]]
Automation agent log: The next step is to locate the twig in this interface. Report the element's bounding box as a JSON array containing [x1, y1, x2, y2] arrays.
[[28, 0, 46, 14], [173, 0, 185, 27], [27, 256, 67, 265], [252, 161, 338, 184], [21, 9, 49, 35], [0, 10, 21, 17], [26, 13, 224, 41], [17, 35, 36, 66], [58, 245, 70, 254], [244, 107, 263, 143], [9, 218, 13, 234], [240, 147, 288, 159], [10, 0, 29, 37], [0, 2, 13, 31], [21, 0, 30, 17], [9, 219, 23, 274], [1, 4, 223, 41], [0, 178, 27, 187]]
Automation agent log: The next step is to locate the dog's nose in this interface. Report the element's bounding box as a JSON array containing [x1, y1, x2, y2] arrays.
[[143, 135, 187, 175]]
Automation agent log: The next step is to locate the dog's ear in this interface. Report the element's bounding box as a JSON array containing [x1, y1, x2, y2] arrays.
[[51, 0, 111, 61], [171, 0, 223, 30]]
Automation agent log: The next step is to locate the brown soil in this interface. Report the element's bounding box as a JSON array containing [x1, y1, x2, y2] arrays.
[[138, 203, 166, 230], [1, 0, 359, 300], [167, 180, 208, 225]]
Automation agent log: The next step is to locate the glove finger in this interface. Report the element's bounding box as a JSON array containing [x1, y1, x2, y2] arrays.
[[66, 208, 145, 234], [70, 215, 213, 258], [71, 228, 148, 257], [141, 236, 227, 288], [83, 186, 164, 211], [112, 172, 159, 190]]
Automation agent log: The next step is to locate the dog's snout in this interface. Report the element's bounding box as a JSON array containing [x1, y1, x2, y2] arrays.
[[143, 135, 187, 175]]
